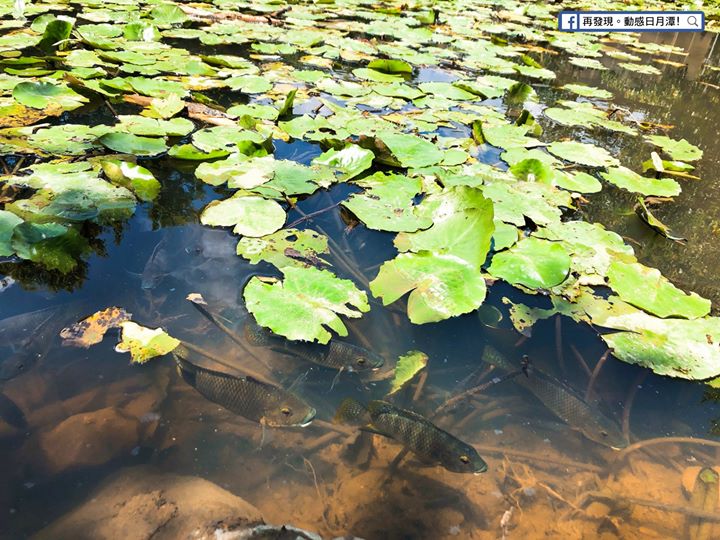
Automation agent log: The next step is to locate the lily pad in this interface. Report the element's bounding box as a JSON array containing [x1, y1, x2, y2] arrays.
[[388, 350, 428, 396], [607, 260, 711, 319], [341, 172, 433, 232], [13, 82, 87, 110], [646, 135, 703, 162], [376, 132, 444, 169], [200, 194, 286, 237], [370, 252, 488, 324], [236, 228, 329, 269], [547, 141, 619, 168], [98, 133, 168, 157], [600, 166, 681, 197], [561, 84, 612, 99], [244, 267, 370, 344], [394, 187, 494, 268], [312, 145, 374, 182], [488, 237, 571, 290], [0, 210, 23, 256]]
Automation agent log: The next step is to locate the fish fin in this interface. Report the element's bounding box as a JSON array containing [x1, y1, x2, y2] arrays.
[[125, 270, 143, 280], [287, 370, 310, 393], [333, 398, 371, 426], [328, 367, 344, 392]]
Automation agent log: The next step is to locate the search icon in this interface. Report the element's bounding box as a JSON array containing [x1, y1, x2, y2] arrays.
[[688, 15, 699, 27]]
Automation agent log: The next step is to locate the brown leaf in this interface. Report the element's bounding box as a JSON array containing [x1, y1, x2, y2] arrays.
[[60, 307, 132, 348]]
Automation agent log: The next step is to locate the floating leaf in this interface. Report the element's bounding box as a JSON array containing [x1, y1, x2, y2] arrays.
[[37, 19, 73, 54], [98, 133, 168, 157], [600, 166, 681, 197], [60, 307, 132, 348], [200, 194, 286, 237], [607, 260, 710, 319], [244, 267, 369, 344], [388, 350, 428, 396], [0, 210, 23, 257], [116, 321, 180, 364], [100, 159, 161, 202], [370, 252, 488, 324], [394, 187, 494, 268], [376, 132, 444, 168], [547, 141, 619, 167], [561, 84, 612, 99], [13, 82, 87, 110], [488, 237, 571, 290], [312, 145, 374, 182], [341, 172, 433, 232], [236, 228, 329, 269], [368, 59, 412, 74], [646, 135, 703, 162]]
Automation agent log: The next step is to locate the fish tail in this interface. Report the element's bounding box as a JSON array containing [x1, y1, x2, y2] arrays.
[[333, 398, 371, 426], [243, 320, 271, 346], [174, 351, 197, 384]]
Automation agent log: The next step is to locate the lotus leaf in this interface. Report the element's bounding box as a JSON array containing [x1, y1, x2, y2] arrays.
[[488, 237, 571, 290], [244, 267, 369, 344], [200, 194, 286, 237], [600, 166, 681, 197], [607, 260, 711, 319], [388, 350, 428, 396], [236, 228, 329, 269], [370, 252, 488, 324], [116, 321, 180, 364], [98, 133, 168, 157], [646, 135, 703, 162]]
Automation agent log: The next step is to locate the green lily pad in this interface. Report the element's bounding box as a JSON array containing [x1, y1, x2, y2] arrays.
[[646, 135, 703, 162], [99, 159, 161, 201], [547, 141, 619, 167], [13, 82, 87, 110], [342, 172, 433, 232], [236, 228, 329, 269], [0, 210, 23, 256], [368, 59, 412, 74], [116, 321, 180, 364], [561, 84, 612, 99], [394, 187, 494, 268], [600, 166, 681, 197], [370, 252, 488, 324], [607, 260, 711, 319], [98, 133, 168, 157], [388, 350, 428, 396], [244, 267, 370, 344], [200, 194, 285, 237], [488, 237, 571, 290], [376, 132, 444, 168], [37, 19, 73, 54], [311, 145, 374, 182]]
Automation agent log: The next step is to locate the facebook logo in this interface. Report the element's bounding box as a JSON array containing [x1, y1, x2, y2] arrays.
[[560, 12, 579, 30]]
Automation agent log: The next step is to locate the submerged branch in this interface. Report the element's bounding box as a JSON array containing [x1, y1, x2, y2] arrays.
[[615, 436, 720, 461]]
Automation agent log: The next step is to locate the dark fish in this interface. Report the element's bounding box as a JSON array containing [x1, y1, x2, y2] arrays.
[[0, 391, 27, 429], [0, 307, 57, 381], [244, 321, 384, 373], [334, 398, 487, 474], [141, 238, 170, 290], [482, 345, 628, 449], [174, 353, 316, 427]]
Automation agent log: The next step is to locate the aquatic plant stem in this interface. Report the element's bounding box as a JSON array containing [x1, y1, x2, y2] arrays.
[[176, 341, 277, 386], [570, 345, 592, 378], [575, 490, 720, 521], [555, 316, 566, 375], [622, 370, 648, 443], [615, 436, 720, 462], [585, 349, 610, 402], [285, 201, 343, 229], [434, 369, 521, 417]]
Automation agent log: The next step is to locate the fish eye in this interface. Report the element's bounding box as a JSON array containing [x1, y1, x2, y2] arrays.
[[356, 357, 367, 366], [459, 455, 470, 464], [281, 406, 292, 416]]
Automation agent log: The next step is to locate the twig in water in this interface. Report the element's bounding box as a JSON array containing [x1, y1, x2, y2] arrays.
[[622, 370, 648, 443], [435, 369, 522, 417], [285, 201, 342, 229], [615, 436, 720, 462], [570, 345, 592, 378], [555, 316, 566, 375], [0, 157, 9, 175], [575, 490, 720, 521], [10, 157, 25, 175], [585, 349, 610, 402], [104, 98, 118, 119], [412, 370, 429, 402]]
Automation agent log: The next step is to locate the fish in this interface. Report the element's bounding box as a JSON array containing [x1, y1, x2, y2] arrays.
[[174, 352, 316, 428], [334, 398, 487, 474], [244, 321, 384, 373], [141, 238, 170, 290], [0, 391, 27, 429], [481, 345, 628, 449], [0, 306, 57, 380]]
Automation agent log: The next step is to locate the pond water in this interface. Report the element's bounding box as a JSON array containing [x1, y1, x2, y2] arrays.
[[2, 5, 720, 540]]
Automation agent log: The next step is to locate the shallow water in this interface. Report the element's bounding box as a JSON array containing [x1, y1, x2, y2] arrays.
[[2, 17, 720, 540]]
